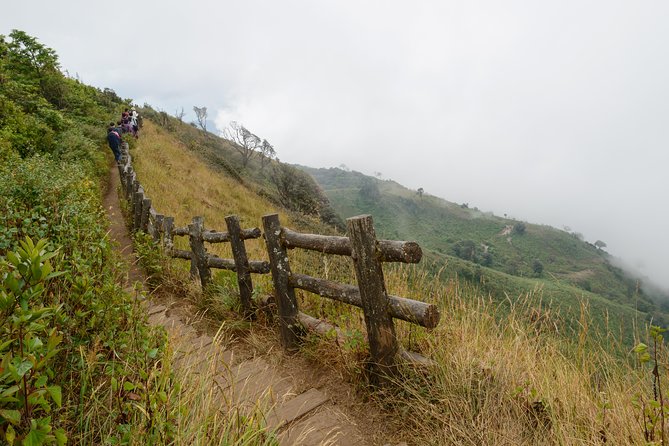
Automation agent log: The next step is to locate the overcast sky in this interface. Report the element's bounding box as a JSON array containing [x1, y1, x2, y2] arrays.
[[3, 1, 668, 288]]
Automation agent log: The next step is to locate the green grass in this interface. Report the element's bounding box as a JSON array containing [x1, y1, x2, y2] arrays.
[[17, 29, 668, 445], [125, 104, 669, 445], [301, 166, 668, 332]]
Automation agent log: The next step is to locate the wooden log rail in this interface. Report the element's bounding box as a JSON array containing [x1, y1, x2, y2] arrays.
[[283, 228, 423, 264], [208, 256, 270, 274], [289, 273, 439, 329], [116, 142, 267, 315], [115, 139, 439, 380], [263, 213, 440, 379], [164, 216, 267, 316]]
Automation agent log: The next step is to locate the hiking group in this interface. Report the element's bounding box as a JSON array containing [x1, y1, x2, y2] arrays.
[[107, 107, 141, 162]]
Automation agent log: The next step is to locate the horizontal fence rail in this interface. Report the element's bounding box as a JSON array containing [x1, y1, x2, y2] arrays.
[[282, 228, 423, 263], [288, 273, 439, 329], [115, 140, 440, 381], [167, 215, 267, 316]]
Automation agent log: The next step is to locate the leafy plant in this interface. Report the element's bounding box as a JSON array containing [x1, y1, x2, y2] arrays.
[[0, 237, 66, 445], [342, 329, 365, 353], [634, 325, 668, 444]]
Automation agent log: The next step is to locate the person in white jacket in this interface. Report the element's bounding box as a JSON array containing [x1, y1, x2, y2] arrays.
[[130, 107, 139, 138]]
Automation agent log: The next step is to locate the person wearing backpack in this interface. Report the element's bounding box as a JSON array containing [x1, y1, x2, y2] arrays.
[[107, 123, 122, 162]]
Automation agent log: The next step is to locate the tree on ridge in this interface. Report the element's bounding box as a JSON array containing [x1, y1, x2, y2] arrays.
[[223, 121, 261, 168], [193, 106, 208, 132]]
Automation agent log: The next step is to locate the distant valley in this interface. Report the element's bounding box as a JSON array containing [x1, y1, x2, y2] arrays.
[[299, 165, 669, 338]]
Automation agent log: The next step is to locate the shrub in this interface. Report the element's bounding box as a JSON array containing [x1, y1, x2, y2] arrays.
[[532, 259, 544, 276], [512, 222, 526, 235], [0, 238, 67, 445], [452, 240, 477, 262]]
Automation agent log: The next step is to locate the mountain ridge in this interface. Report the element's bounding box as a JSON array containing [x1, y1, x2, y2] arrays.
[[298, 164, 669, 330]]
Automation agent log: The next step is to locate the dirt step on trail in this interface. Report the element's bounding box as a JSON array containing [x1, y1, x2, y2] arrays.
[[103, 163, 393, 445]]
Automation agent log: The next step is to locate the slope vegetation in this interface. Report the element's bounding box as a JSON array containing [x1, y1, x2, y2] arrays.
[[0, 30, 173, 444], [1, 28, 660, 441], [301, 166, 669, 333], [128, 108, 663, 444]]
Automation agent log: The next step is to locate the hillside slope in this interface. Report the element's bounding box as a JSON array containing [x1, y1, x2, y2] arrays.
[[4, 29, 660, 445], [0, 30, 176, 443], [129, 112, 660, 444], [300, 166, 668, 330]]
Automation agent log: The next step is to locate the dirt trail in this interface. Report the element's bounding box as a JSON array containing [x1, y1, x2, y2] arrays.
[[103, 163, 400, 445]]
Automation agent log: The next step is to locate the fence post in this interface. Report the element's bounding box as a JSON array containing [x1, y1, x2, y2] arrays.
[[225, 215, 255, 318], [188, 216, 211, 287], [347, 214, 398, 381], [262, 213, 301, 351], [132, 186, 143, 232], [140, 198, 151, 232], [154, 214, 164, 243], [163, 216, 174, 251], [125, 168, 135, 201], [120, 164, 128, 189], [117, 162, 125, 186]]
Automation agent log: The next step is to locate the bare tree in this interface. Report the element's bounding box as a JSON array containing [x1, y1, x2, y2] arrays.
[[223, 121, 261, 167], [259, 139, 277, 171], [175, 106, 185, 123], [193, 106, 208, 132], [156, 108, 170, 128]]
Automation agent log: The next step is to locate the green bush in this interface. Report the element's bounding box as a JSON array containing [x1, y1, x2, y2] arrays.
[[0, 30, 173, 443], [0, 238, 66, 445]]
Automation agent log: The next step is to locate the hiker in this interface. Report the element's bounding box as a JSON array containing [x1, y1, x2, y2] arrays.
[[107, 123, 122, 162], [130, 107, 139, 138], [121, 108, 130, 133]]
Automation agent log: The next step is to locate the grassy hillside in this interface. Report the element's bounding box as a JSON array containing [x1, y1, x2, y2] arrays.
[[0, 30, 173, 444], [139, 108, 344, 231], [300, 166, 668, 335], [125, 106, 669, 444], [5, 29, 664, 445], [0, 31, 281, 445]]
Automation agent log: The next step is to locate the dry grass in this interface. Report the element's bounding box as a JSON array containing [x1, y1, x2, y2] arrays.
[[386, 277, 643, 445], [165, 331, 279, 446], [132, 121, 298, 261], [129, 119, 652, 445]]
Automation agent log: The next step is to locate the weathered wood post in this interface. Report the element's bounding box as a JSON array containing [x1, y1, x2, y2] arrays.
[[121, 164, 129, 189], [163, 216, 174, 251], [262, 213, 301, 351], [188, 216, 211, 287], [117, 162, 125, 186], [140, 198, 151, 232], [139, 198, 151, 233], [225, 215, 256, 318], [347, 214, 398, 380], [132, 186, 143, 232], [154, 214, 164, 243], [125, 168, 135, 201]]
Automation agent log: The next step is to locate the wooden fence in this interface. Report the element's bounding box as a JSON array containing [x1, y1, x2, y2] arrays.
[[116, 142, 440, 379]]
